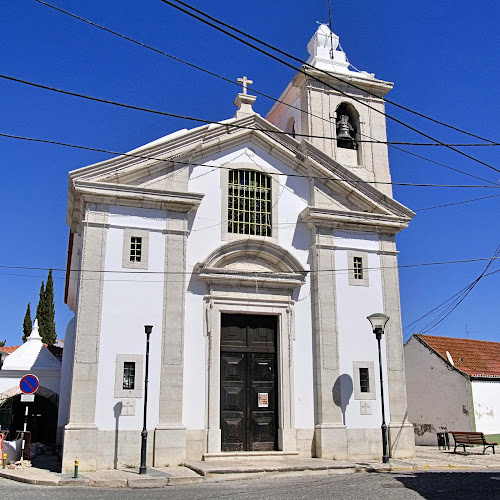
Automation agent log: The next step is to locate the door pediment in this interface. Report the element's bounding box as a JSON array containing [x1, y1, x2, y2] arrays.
[[195, 240, 307, 290]]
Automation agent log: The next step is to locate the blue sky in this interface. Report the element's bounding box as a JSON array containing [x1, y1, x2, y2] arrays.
[[0, 0, 499, 346]]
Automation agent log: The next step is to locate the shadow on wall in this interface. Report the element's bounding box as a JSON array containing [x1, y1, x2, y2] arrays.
[[113, 401, 122, 469], [333, 374, 353, 425]]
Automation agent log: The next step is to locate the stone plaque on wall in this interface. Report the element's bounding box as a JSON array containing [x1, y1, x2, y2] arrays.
[[360, 401, 372, 415], [121, 399, 136, 416]]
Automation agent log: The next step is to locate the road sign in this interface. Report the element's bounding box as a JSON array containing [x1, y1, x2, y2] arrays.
[[19, 374, 39, 394], [21, 394, 35, 402]]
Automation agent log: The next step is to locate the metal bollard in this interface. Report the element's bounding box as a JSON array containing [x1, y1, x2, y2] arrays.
[[74, 459, 79, 479], [2, 453, 6, 469]]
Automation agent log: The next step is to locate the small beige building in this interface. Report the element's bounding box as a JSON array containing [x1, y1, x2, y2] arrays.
[[405, 334, 500, 445]]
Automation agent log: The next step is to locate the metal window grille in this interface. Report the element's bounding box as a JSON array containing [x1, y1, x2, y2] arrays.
[[123, 362, 135, 390], [130, 237, 142, 262], [359, 367, 370, 393], [353, 256, 363, 280], [228, 170, 272, 237]]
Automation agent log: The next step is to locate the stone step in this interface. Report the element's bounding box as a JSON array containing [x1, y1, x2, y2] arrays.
[[202, 451, 300, 461]]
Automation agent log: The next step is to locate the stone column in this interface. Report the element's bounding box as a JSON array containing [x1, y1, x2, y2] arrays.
[[62, 205, 108, 472], [154, 212, 189, 466], [379, 234, 415, 458], [311, 228, 348, 459]]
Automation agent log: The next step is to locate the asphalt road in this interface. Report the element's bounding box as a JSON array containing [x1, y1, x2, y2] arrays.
[[2, 470, 500, 499]]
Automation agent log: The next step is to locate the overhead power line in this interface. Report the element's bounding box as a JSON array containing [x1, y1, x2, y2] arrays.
[[403, 248, 500, 339], [1, 256, 500, 277], [414, 193, 500, 212], [164, 0, 497, 146], [3, 71, 498, 149], [2, 130, 500, 190], [29, 0, 498, 186], [402, 268, 500, 342], [159, 0, 500, 174]]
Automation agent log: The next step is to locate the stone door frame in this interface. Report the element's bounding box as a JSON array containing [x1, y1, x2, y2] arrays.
[[205, 293, 297, 454]]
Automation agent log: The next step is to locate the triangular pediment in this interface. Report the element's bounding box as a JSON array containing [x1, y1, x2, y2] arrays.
[[67, 114, 414, 232]]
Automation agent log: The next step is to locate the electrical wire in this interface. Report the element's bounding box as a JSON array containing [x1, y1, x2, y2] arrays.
[[29, 0, 500, 189], [165, 0, 497, 145], [1, 256, 500, 276], [160, 0, 500, 174], [2, 130, 499, 189], [414, 193, 500, 212], [403, 249, 500, 339], [3, 71, 498, 149]]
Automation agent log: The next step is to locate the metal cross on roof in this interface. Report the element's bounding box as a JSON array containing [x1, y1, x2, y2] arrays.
[[237, 76, 253, 95]]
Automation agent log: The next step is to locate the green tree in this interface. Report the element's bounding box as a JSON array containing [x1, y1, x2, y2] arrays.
[[36, 280, 46, 341], [43, 269, 57, 345], [22, 302, 32, 342], [0, 339, 5, 348]]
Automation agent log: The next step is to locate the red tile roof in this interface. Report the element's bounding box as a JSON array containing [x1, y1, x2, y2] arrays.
[[0, 345, 20, 354], [416, 334, 500, 378]]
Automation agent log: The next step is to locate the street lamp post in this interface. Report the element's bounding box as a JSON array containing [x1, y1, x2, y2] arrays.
[[139, 325, 153, 475], [367, 313, 390, 464]]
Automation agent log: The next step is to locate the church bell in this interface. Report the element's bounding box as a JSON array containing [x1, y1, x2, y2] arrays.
[[336, 114, 354, 142]]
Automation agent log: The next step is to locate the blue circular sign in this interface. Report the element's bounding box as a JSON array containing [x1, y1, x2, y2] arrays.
[[20, 374, 39, 394]]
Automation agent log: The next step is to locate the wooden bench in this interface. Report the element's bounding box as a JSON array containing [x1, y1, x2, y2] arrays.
[[450, 431, 497, 454]]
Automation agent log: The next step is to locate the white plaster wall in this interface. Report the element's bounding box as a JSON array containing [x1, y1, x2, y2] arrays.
[[404, 337, 473, 445], [334, 230, 390, 429], [185, 142, 315, 431], [94, 206, 166, 431], [471, 380, 500, 436], [265, 84, 303, 138], [57, 316, 76, 429]]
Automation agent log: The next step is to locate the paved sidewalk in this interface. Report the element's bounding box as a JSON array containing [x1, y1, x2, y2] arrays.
[[1, 446, 499, 488]]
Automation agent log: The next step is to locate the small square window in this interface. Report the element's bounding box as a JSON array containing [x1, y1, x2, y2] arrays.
[[122, 229, 149, 270], [359, 367, 369, 393], [353, 361, 375, 400], [123, 362, 135, 390], [348, 250, 369, 287], [353, 256, 363, 280], [130, 237, 142, 263]]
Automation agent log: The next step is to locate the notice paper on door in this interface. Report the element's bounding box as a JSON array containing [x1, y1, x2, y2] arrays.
[[258, 393, 269, 408]]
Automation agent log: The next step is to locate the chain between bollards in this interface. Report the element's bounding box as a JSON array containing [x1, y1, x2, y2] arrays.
[[74, 459, 79, 479]]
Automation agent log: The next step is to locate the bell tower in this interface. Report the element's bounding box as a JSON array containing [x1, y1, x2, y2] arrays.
[[266, 23, 395, 197]]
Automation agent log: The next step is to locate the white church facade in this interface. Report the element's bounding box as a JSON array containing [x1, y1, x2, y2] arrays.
[[59, 24, 415, 471]]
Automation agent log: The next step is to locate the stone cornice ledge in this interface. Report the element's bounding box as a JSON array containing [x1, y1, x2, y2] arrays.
[[301, 206, 411, 234], [197, 268, 306, 290], [72, 180, 204, 213]]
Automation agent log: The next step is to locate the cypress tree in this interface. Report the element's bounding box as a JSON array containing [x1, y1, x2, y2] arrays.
[[36, 281, 46, 341], [0, 340, 5, 348], [22, 303, 32, 342], [44, 269, 57, 345]]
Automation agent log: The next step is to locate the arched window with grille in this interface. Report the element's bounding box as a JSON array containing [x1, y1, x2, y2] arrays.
[[228, 169, 272, 237]]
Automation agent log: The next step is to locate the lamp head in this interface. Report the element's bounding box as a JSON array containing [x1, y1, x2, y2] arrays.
[[367, 313, 389, 337], [144, 325, 153, 335]]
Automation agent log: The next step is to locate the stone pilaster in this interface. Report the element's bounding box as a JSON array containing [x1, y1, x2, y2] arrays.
[[379, 234, 415, 458], [154, 212, 189, 466], [62, 205, 108, 472], [311, 228, 347, 460]]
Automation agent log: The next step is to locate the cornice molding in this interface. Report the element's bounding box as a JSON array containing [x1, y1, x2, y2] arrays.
[[301, 206, 411, 234]]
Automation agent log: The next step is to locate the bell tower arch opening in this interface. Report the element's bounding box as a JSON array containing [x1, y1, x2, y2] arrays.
[[334, 102, 363, 166]]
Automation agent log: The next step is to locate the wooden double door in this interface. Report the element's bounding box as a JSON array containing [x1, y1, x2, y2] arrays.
[[220, 313, 278, 452]]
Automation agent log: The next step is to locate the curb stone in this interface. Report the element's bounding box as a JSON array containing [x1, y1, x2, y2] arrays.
[[128, 477, 166, 488]]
